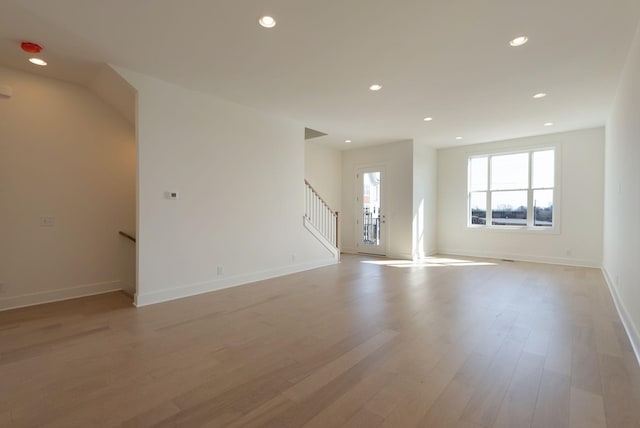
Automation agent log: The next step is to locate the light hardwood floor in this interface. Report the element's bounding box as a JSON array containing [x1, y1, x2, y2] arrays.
[[1, 254, 639, 427]]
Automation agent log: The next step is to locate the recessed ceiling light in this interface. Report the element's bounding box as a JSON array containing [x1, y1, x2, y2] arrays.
[[258, 16, 276, 28], [29, 58, 47, 66], [423, 117, 433, 121], [533, 93, 547, 99], [369, 84, 382, 91], [509, 36, 529, 47], [456, 136, 463, 140], [345, 139, 352, 143], [544, 122, 554, 127]]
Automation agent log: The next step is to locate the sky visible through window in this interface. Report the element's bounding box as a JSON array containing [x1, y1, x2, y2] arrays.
[[469, 149, 554, 227], [491, 153, 528, 190]]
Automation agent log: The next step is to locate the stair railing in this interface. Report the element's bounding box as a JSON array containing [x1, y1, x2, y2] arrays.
[[118, 231, 136, 243], [304, 180, 338, 248]]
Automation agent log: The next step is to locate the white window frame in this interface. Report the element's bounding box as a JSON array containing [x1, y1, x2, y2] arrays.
[[467, 146, 560, 233]]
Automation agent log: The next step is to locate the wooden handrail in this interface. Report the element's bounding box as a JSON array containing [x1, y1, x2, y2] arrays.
[[119, 231, 136, 243], [304, 179, 337, 215]]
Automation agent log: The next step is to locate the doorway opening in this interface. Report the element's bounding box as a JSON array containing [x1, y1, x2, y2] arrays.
[[356, 168, 386, 256]]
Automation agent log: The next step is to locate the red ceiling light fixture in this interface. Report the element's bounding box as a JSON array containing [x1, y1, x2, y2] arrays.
[[21, 41, 43, 54], [21, 41, 47, 66]]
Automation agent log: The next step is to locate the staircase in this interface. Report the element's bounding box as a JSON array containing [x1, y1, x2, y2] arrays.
[[304, 180, 340, 260]]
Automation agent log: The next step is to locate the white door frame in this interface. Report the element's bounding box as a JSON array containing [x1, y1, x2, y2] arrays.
[[355, 165, 387, 256]]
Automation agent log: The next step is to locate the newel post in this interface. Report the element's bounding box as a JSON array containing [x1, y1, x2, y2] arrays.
[[335, 211, 339, 248]]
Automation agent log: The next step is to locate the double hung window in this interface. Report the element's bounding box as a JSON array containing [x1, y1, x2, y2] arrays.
[[468, 149, 555, 229]]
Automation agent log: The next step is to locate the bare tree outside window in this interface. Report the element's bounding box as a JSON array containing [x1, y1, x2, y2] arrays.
[[468, 149, 555, 228]]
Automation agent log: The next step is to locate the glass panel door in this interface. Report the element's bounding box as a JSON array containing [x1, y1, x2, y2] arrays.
[[357, 168, 386, 255]]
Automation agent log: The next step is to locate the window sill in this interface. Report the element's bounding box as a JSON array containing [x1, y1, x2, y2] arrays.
[[467, 225, 560, 235]]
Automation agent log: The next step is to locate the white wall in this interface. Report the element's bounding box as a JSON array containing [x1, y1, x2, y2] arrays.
[[341, 140, 414, 258], [413, 141, 438, 258], [0, 66, 136, 310], [604, 23, 640, 357], [304, 142, 342, 213], [437, 128, 604, 267], [114, 68, 335, 306], [89, 64, 136, 126]]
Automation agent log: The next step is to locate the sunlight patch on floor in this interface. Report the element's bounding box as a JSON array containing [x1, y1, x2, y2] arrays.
[[361, 256, 497, 268]]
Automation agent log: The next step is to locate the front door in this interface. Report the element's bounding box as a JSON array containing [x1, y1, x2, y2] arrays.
[[356, 168, 386, 255]]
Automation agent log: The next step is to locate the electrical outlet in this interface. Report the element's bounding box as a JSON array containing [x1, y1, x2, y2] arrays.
[[217, 266, 223, 275], [40, 216, 55, 227], [291, 255, 296, 263]]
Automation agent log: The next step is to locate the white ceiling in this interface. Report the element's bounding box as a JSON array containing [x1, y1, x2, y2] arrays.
[[1, 0, 639, 149]]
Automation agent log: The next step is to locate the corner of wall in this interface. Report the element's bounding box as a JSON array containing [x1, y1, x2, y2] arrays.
[[0, 66, 136, 311], [88, 64, 137, 126], [602, 18, 640, 368], [0, 281, 124, 312], [134, 259, 337, 307], [601, 267, 640, 366]]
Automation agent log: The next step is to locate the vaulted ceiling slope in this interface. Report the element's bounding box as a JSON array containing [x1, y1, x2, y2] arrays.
[[1, 0, 639, 148]]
